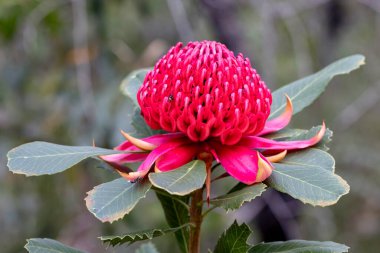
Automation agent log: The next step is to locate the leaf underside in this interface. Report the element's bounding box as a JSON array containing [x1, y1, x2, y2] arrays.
[[149, 160, 206, 196], [25, 238, 86, 253], [249, 240, 349, 253], [266, 149, 349, 206], [85, 178, 151, 223], [100, 225, 190, 247], [120, 68, 151, 106], [270, 54, 365, 118], [7, 141, 119, 176], [210, 183, 266, 212]]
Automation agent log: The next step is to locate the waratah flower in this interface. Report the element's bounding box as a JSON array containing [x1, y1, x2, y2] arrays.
[[102, 40, 325, 188]]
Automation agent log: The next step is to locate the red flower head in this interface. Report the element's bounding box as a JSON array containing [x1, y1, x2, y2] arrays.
[[103, 41, 325, 190], [137, 41, 272, 145]]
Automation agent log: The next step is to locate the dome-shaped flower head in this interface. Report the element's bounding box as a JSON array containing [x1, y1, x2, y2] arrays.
[[137, 41, 272, 145], [102, 40, 325, 190]]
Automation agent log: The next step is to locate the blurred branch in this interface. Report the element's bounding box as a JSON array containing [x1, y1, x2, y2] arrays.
[[260, 0, 277, 87], [109, 39, 135, 64], [22, 0, 67, 53], [200, 0, 245, 52], [249, 0, 330, 17], [359, 0, 380, 45], [71, 0, 95, 125], [276, 3, 313, 77], [166, 0, 194, 42], [336, 141, 380, 172], [358, 0, 380, 13], [273, 0, 331, 17], [249, 0, 331, 83], [334, 81, 380, 130], [249, 0, 277, 86], [343, 171, 380, 209]]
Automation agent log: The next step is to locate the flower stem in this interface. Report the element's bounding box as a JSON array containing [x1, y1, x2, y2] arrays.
[[189, 188, 203, 253], [188, 152, 213, 253]]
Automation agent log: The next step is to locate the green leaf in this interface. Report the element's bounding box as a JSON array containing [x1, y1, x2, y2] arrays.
[[131, 108, 163, 138], [132, 108, 154, 137], [270, 54, 365, 118], [210, 183, 266, 212], [120, 68, 151, 106], [136, 243, 160, 253], [25, 238, 86, 253], [100, 225, 190, 247], [249, 240, 349, 253], [266, 149, 349, 206], [156, 192, 189, 253], [267, 126, 333, 151], [214, 220, 252, 253], [149, 160, 206, 196], [119, 69, 163, 138], [7, 141, 119, 176], [85, 178, 151, 223], [265, 128, 306, 140], [119, 69, 164, 138]]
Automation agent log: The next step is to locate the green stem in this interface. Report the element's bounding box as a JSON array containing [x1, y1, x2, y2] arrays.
[[202, 205, 217, 218], [188, 152, 213, 253], [188, 188, 203, 253]]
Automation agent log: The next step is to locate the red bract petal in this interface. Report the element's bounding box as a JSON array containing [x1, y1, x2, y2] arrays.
[[101, 152, 148, 164], [120, 130, 157, 151], [259, 95, 293, 136], [132, 137, 191, 180], [242, 122, 326, 150], [221, 128, 243, 145], [117, 132, 186, 150], [101, 132, 186, 164], [211, 144, 258, 184], [265, 150, 287, 163], [255, 153, 273, 182], [155, 144, 199, 172]]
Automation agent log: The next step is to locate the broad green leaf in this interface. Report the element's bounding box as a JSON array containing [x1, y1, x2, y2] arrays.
[[132, 108, 163, 138], [278, 148, 335, 172], [7, 141, 119, 176], [25, 238, 86, 253], [266, 149, 349, 206], [120, 69, 163, 138], [156, 192, 189, 253], [214, 221, 251, 253], [149, 160, 206, 196], [100, 225, 190, 246], [85, 178, 151, 223], [136, 243, 160, 253], [249, 240, 349, 253], [265, 128, 306, 140], [270, 54, 365, 118], [120, 68, 151, 106], [210, 183, 266, 212], [132, 108, 155, 137]]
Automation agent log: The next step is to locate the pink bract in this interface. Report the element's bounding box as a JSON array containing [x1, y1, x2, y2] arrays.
[[102, 40, 325, 187]]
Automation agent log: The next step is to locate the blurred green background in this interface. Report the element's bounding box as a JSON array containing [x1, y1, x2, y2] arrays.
[[1, 0, 379, 252]]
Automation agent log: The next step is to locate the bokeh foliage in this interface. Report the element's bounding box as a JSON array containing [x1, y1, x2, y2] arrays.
[[1, 0, 379, 252]]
